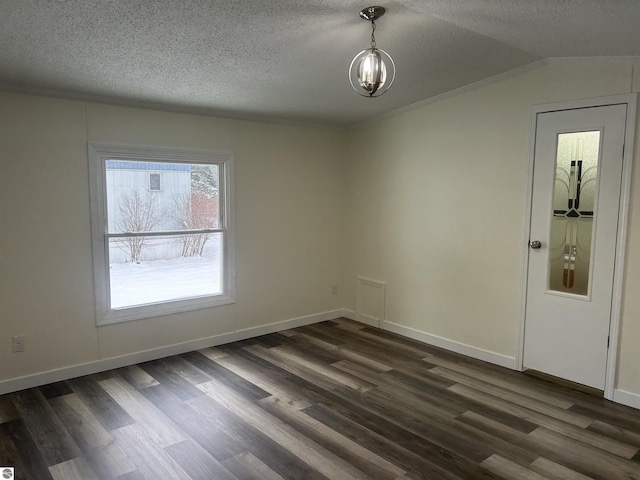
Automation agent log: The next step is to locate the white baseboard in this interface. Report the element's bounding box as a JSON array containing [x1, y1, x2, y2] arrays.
[[613, 389, 640, 410], [339, 309, 357, 321], [0, 309, 344, 395], [382, 321, 518, 370], [355, 313, 380, 328]]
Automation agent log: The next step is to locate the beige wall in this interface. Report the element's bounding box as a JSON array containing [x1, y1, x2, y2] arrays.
[[2, 57, 640, 401], [344, 58, 640, 395], [0, 93, 346, 381]]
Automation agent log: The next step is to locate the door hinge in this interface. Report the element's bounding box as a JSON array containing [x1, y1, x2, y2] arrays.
[[607, 335, 610, 349], [622, 143, 625, 157]]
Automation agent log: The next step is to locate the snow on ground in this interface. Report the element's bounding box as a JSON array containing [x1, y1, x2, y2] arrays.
[[109, 238, 222, 309]]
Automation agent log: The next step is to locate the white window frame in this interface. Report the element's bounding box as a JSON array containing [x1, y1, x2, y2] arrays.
[[88, 143, 236, 326]]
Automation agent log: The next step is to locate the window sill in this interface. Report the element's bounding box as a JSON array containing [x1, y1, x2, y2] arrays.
[[96, 293, 236, 326]]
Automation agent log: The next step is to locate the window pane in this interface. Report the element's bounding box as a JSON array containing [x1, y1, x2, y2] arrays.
[[149, 173, 161, 191], [548, 131, 600, 296], [109, 232, 223, 309], [105, 160, 220, 233]]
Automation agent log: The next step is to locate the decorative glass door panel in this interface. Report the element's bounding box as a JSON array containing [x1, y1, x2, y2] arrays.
[[548, 131, 601, 295]]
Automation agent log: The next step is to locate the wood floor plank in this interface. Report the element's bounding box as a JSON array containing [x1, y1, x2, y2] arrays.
[[449, 383, 593, 428], [244, 344, 351, 392], [588, 420, 640, 449], [269, 344, 377, 393], [48, 393, 112, 452], [456, 410, 619, 480], [48, 457, 100, 480], [569, 403, 640, 436], [0, 397, 18, 424], [141, 383, 245, 461], [115, 365, 160, 390], [99, 377, 186, 449], [116, 470, 146, 480], [311, 323, 431, 360], [164, 439, 239, 480], [300, 324, 435, 367], [277, 329, 298, 337], [0, 419, 54, 480], [337, 382, 538, 467], [10, 388, 81, 466], [335, 359, 538, 436], [196, 346, 228, 360], [528, 427, 640, 480], [197, 379, 374, 480], [368, 387, 539, 466], [222, 452, 287, 480], [294, 332, 393, 372], [355, 327, 445, 359], [110, 424, 191, 479], [426, 355, 578, 409], [137, 358, 206, 400], [275, 334, 349, 367], [480, 454, 549, 480], [330, 360, 462, 418], [180, 351, 271, 401], [38, 382, 73, 400], [260, 395, 407, 479], [300, 386, 502, 479], [213, 353, 314, 410], [82, 441, 137, 479], [529, 457, 595, 480], [214, 345, 333, 411], [163, 355, 213, 385], [449, 383, 638, 458], [382, 363, 458, 391], [251, 333, 287, 348], [431, 365, 575, 410], [67, 376, 135, 431], [302, 402, 465, 480], [330, 317, 367, 331], [186, 394, 330, 480]]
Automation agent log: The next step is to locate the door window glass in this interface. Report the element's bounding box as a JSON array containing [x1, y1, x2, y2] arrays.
[[548, 131, 600, 295]]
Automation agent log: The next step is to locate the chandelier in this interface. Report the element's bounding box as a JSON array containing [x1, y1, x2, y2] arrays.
[[348, 6, 396, 97]]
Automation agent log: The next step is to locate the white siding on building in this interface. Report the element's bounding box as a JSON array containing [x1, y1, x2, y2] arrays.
[[106, 161, 192, 262]]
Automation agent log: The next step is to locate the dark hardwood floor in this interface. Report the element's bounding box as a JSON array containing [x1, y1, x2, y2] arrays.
[[2, 318, 640, 479]]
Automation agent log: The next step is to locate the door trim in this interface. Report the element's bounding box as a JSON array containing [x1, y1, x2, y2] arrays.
[[516, 94, 637, 401]]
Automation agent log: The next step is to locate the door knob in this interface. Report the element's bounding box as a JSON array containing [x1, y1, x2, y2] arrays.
[[530, 240, 542, 249]]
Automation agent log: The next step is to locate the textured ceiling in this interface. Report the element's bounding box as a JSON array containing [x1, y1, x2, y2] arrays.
[[1, 1, 639, 126]]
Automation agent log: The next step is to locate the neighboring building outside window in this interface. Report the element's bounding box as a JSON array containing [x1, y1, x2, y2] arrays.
[[88, 144, 235, 325]]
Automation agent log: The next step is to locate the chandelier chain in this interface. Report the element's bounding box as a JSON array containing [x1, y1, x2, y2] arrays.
[[370, 20, 377, 48]]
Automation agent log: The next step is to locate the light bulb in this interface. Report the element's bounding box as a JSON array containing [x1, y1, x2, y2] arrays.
[[349, 47, 395, 97], [357, 50, 387, 94]]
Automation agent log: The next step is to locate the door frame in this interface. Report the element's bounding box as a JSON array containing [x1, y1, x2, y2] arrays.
[[516, 94, 637, 401]]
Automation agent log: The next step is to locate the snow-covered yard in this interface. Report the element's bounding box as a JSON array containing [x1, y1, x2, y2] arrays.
[[109, 237, 222, 309]]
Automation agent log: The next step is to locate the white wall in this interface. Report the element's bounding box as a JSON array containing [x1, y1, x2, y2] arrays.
[[0, 94, 346, 384], [343, 57, 640, 399]]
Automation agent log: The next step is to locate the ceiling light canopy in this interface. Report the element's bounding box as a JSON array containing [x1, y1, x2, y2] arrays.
[[349, 6, 396, 98]]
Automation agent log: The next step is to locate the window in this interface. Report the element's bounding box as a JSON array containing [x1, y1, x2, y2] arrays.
[[149, 172, 161, 191], [88, 144, 235, 325]]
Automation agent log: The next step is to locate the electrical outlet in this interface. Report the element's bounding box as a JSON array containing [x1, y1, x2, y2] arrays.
[[12, 335, 25, 353], [331, 284, 338, 295]]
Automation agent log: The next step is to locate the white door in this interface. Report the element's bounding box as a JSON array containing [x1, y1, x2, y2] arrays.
[[523, 104, 627, 390]]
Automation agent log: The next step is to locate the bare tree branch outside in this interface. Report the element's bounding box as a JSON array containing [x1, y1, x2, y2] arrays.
[[116, 190, 161, 263]]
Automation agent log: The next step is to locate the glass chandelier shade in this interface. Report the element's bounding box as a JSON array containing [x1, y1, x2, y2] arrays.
[[349, 6, 396, 97]]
